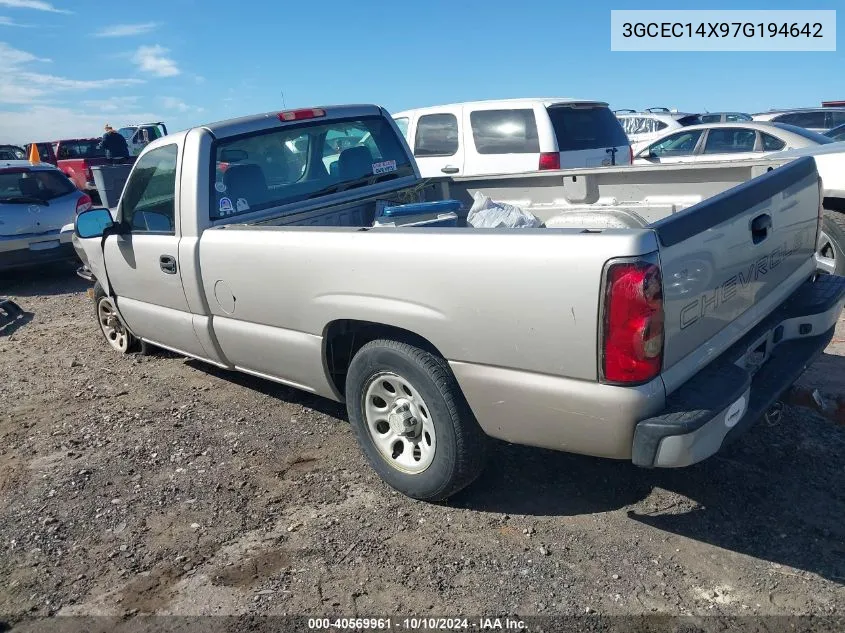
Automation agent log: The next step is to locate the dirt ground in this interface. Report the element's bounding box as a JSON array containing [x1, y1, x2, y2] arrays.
[[1, 264, 844, 629]]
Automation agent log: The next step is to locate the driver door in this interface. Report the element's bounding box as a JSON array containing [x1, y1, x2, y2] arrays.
[[103, 141, 207, 358]]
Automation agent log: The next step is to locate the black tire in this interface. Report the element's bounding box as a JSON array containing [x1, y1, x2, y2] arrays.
[[93, 282, 139, 354], [818, 210, 845, 276], [345, 339, 488, 501]]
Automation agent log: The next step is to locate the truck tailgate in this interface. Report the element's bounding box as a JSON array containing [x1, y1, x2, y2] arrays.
[[652, 156, 821, 393]]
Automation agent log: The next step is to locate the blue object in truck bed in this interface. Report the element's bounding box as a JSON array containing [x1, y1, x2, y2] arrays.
[[374, 199, 463, 228], [380, 199, 463, 218]]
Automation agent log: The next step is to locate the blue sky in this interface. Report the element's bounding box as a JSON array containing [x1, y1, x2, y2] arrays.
[[0, 0, 842, 143]]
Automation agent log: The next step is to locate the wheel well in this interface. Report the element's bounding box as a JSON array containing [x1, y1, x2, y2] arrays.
[[823, 197, 845, 213], [323, 320, 444, 396]]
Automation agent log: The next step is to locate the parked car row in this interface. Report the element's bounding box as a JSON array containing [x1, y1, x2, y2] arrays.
[[613, 106, 845, 150], [632, 121, 833, 165]]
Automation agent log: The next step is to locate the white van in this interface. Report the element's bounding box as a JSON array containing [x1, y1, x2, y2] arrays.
[[393, 98, 632, 178]]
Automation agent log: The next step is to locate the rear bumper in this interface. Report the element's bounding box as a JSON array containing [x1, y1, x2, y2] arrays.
[[633, 274, 845, 468], [0, 236, 76, 270]]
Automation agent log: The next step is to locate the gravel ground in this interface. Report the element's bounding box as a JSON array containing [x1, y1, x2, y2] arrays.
[[1, 265, 844, 628]]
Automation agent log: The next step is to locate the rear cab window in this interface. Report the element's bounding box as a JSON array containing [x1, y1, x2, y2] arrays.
[[0, 168, 76, 203], [57, 140, 105, 160], [546, 104, 629, 151], [210, 115, 414, 220], [469, 109, 539, 154]]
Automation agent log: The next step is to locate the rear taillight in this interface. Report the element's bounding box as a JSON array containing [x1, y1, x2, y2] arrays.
[[76, 193, 92, 215], [601, 258, 664, 384], [539, 152, 560, 170]]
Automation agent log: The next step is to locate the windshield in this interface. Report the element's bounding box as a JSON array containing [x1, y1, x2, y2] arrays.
[[210, 115, 414, 220], [0, 168, 75, 203], [771, 123, 834, 144], [546, 105, 629, 151], [117, 128, 134, 140]]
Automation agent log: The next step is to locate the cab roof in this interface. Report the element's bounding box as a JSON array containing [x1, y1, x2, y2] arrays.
[[201, 104, 385, 140]]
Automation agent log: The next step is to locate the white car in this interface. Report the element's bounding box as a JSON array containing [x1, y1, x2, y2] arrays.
[[632, 122, 833, 165], [614, 108, 701, 150], [393, 98, 632, 178], [755, 141, 845, 275], [752, 108, 845, 134]]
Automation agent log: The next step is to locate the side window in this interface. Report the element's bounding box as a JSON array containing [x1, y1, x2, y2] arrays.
[[470, 109, 539, 154], [825, 111, 845, 128], [726, 113, 752, 122], [774, 111, 826, 129], [703, 128, 757, 154], [761, 133, 786, 151], [120, 144, 178, 233], [414, 113, 459, 157], [648, 130, 703, 157], [652, 120, 668, 132], [698, 114, 722, 124], [394, 117, 410, 140]]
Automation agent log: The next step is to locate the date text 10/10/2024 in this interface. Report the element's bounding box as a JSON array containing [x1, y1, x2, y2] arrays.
[[307, 617, 528, 630]]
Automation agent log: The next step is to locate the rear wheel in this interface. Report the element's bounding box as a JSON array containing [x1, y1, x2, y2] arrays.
[[345, 339, 487, 501], [93, 283, 138, 354], [817, 210, 845, 276]]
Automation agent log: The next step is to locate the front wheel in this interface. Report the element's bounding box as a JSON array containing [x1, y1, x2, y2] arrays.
[[93, 283, 138, 354], [345, 339, 487, 501]]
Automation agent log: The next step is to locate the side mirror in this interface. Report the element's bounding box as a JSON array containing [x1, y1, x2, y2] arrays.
[[141, 130, 150, 144], [75, 208, 115, 239]]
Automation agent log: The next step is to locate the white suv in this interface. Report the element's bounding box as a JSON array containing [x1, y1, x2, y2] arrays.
[[392, 98, 632, 178]]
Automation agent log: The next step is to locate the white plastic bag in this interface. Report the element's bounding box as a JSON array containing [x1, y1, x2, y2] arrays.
[[466, 191, 542, 229]]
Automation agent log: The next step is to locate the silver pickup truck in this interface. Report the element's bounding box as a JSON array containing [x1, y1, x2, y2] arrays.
[[71, 104, 845, 501]]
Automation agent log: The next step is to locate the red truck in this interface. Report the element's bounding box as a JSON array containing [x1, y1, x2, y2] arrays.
[[25, 139, 135, 198]]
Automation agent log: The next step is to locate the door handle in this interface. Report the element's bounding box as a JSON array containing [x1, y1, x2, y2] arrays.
[[159, 255, 177, 274], [751, 213, 772, 244], [441, 166, 459, 174]]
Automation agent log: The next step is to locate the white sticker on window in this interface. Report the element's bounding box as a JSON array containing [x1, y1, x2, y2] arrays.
[[219, 197, 234, 215], [372, 160, 397, 175], [236, 198, 250, 212], [215, 182, 227, 193]]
